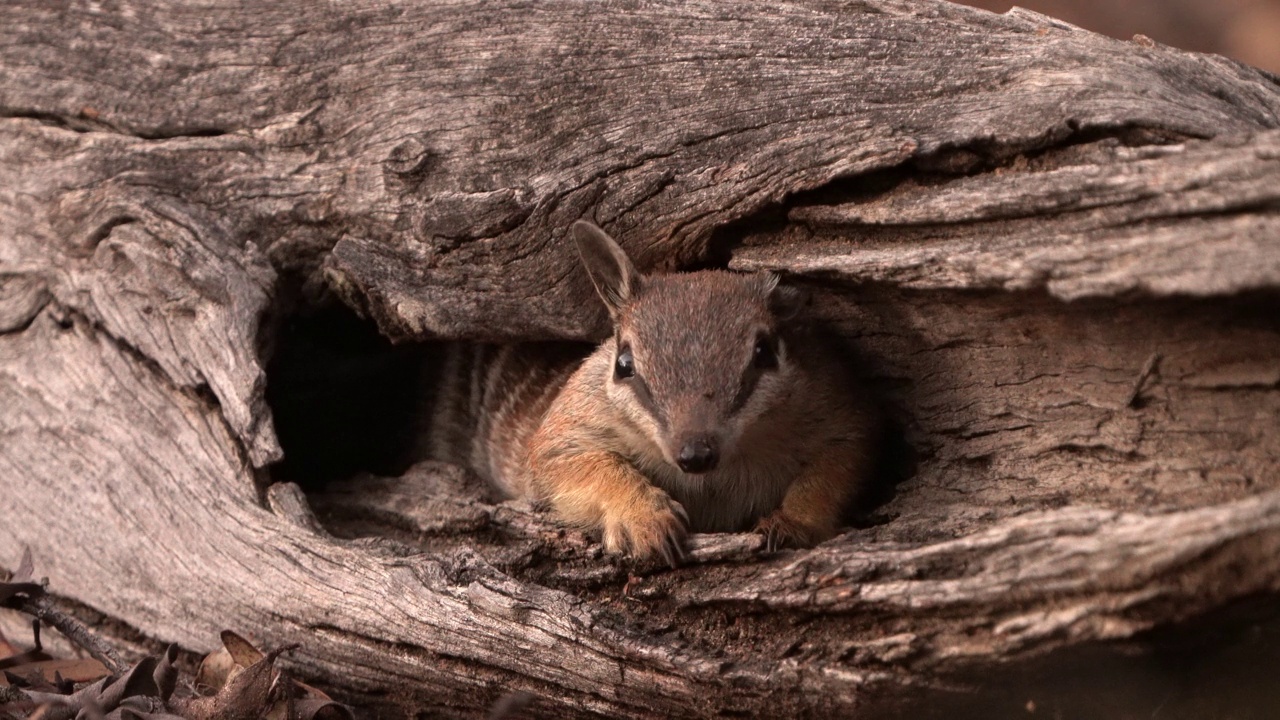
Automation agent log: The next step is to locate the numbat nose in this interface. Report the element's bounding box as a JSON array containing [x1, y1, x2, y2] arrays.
[[677, 438, 719, 473]]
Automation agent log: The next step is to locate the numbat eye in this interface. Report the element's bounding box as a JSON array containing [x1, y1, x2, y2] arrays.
[[615, 347, 635, 380], [753, 336, 777, 370]]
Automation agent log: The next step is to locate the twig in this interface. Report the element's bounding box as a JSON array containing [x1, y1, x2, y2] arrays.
[[1125, 352, 1162, 407], [19, 595, 127, 675], [5, 550, 126, 673], [0, 684, 31, 704]]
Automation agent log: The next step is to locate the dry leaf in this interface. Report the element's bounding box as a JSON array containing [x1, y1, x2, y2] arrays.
[[217, 633, 262, 669], [192, 646, 234, 697], [0, 659, 108, 685]]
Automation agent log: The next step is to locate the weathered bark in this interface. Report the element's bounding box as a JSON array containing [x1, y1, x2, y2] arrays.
[[1, 0, 1279, 717]]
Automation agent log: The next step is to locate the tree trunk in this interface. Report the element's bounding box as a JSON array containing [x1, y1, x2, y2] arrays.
[[2, 1, 1279, 717]]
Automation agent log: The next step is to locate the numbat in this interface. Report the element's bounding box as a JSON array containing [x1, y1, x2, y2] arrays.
[[419, 221, 876, 565]]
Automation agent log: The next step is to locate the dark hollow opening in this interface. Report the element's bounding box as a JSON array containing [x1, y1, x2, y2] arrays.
[[264, 295, 427, 489]]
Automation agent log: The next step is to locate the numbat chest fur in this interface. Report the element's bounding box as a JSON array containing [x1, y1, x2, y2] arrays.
[[420, 221, 875, 564]]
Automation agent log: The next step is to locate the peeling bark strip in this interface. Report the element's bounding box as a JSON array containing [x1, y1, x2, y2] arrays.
[[735, 130, 1280, 299], [1, 0, 1280, 718]]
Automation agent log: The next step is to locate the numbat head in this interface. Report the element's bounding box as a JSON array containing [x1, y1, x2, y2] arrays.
[[573, 220, 804, 476]]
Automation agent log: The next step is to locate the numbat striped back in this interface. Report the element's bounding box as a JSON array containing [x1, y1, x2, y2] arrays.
[[416, 221, 876, 565], [415, 342, 587, 494]]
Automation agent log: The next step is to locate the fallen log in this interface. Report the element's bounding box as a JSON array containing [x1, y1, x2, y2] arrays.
[[1, 0, 1278, 717]]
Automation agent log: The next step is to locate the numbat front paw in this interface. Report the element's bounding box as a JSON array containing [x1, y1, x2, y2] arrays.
[[602, 488, 689, 567], [754, 510, 835, 553]]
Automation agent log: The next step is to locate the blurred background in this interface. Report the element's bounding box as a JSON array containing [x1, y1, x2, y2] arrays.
[[957, 0, 1280, 73]]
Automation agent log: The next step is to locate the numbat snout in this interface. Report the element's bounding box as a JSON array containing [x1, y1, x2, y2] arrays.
[[418, 220, 877, 565]]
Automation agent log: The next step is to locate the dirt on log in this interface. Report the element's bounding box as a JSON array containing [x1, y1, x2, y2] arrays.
[[2, 1, 1279, 718]]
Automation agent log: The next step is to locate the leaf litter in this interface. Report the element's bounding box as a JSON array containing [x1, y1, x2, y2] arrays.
[[0, 549, 353, 720]]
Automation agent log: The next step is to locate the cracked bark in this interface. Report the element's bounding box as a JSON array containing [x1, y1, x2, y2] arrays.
[[1, 0, 1279, 718]]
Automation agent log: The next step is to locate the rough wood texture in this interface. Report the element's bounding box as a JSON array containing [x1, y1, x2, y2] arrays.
[[2, 0, 1279, 717]]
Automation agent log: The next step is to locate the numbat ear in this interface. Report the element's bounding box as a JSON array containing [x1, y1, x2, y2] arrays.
[[573, 220, 641, 318], [764, 272, 808, 321]]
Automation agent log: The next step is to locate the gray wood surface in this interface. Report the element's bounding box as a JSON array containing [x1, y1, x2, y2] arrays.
[[1, 0, 1278, 717]]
